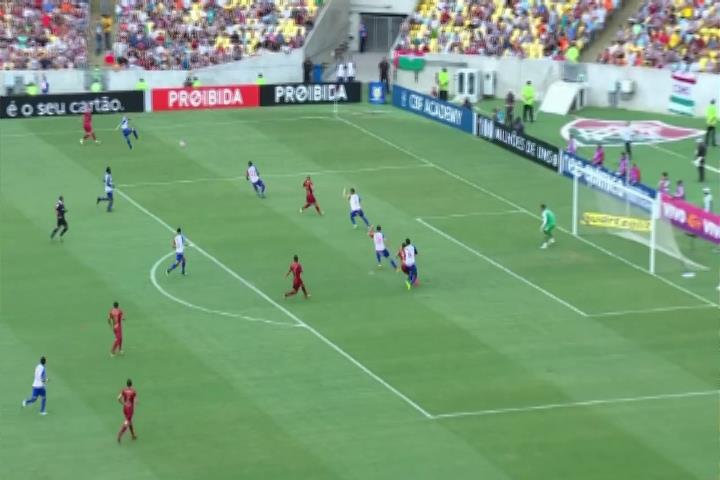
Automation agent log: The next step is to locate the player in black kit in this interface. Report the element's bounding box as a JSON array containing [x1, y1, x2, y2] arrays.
[[50, 196, 68, 240]]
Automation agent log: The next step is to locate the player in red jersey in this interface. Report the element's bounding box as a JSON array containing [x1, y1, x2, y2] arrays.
[[300, 176, 322, 215], [117, 378, 137, 443], [108, 301, 124, 356], [397, 242, 408, 274], [80, 109, 100, 145], [284, 255, 309, 299]]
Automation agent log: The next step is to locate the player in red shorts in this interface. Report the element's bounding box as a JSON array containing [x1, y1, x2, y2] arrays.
[[300, 176, 322, 215], [284, 254, 309, 299], [108, 301, 124, 356], [117, 378, 137, 443], [80, 108, 100, 145]]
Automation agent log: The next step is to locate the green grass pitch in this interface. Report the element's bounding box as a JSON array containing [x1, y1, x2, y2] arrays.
[[0, 102, 717, 479]]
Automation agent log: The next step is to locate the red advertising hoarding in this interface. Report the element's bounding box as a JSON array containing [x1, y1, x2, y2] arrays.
[[152, 85, 259, 111], [660, 193, 720, 245]]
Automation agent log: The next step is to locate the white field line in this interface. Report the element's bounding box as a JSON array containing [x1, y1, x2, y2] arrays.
[[117, 164, 431, 188], [337, 116, 719, 309], [647, 142, 720, 174], [150, 252, 299, 327], [431, 389, 719, 419], [117, 189, 432, 418], [420, 210, 524, 220], [417, 218, 588, 317], [0, 115, 338, 138], [589, 304, 716, 318]]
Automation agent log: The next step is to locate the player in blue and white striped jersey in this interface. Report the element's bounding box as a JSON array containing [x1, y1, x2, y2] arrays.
[[22, 356, 48, 415], [246, 161, 266, 198], [96, 167, 114, 212], [116, 116, 139, 149], [166, 227, 187, 276]]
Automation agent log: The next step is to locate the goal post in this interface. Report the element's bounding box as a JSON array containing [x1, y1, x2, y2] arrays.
[[571, 172, 708, 275]]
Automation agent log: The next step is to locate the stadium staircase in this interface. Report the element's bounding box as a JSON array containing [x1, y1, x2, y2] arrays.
[[580, 0, 645, 62], [89, 0, 105, 66]]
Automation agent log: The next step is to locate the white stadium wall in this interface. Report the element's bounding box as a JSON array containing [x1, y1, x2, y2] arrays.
[[0, 51, 304, 94], [394, 54, 720, 117]]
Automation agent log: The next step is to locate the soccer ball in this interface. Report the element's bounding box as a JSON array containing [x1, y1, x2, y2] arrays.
[[179, 140, 186, 148]]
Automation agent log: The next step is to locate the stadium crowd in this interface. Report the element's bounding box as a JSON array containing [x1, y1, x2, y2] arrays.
[[596, 0, 720, 73], [0, 0, 89, 70], [396, 0, 620, 60], [109, 0, 319, 70]]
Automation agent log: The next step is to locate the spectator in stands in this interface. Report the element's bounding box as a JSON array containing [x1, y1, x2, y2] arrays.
[[521, 81, 536, 123], [303, 57, 312, 83], [95, 22, 103, 56], [437, 67, 449, 101], [101, 14, 113, 52], [0, 0, 89, 70], [379, 57, 390, 93], [504, 91, 515, 127], [706, 100, 717, 147], [359, 22, 368, 53]]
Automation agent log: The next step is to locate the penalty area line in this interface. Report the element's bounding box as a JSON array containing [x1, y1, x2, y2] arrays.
[[337, 115, 718, 309], [431, 389, 720, 419], [150, 252, 300, 328], [420, 210, 524, 220], [117, 189, 433, 419], [117, 164, 431, 188], [417, 218, 588, 317]]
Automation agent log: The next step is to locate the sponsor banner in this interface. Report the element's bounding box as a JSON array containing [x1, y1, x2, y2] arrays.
[[660, 193, 720, 245], [368, 82, 386, 105], [392, 85, 475, 134], [560, 152, 656, 211], [581, 212, 651, 232], [152, 85, 259, 111], [260, 82, 361, 106], [0, 91, 144, 119], [476, 115, 559, 171], [668, 72, 696, 116], [560, 119, 703, 147]]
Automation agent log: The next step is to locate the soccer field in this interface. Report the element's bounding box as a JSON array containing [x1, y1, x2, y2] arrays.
[[1, 103, 717, 479]]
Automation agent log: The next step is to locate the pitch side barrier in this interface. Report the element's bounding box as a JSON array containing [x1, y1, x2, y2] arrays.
[[0, 90, 144, 119], [391, 85, 475, 134]]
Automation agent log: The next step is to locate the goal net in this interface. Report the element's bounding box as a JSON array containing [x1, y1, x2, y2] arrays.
[[571, 173, 709, 275]]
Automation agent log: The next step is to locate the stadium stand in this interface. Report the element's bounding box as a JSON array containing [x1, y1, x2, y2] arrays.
[[111, 0, 321, 70], [596, 0, 720, 73], [396, 0, 620, 59], [0, 0, 89, 70]]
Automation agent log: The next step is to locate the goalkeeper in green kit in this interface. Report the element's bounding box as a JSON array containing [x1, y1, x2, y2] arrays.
[[540, 204, 556, 249]]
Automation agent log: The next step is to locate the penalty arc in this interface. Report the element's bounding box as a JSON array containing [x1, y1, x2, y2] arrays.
[[150, 252, 300, 328]]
